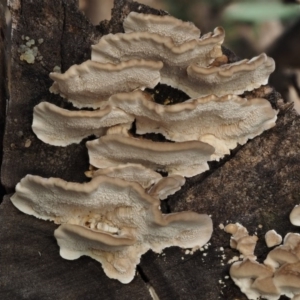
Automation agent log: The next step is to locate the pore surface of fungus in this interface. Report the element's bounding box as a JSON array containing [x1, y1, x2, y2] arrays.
[[123, 12, 201, 44], [106, 91, 277, 159], [85, 163, 162, 189], [32, 102, 134, 146], [11, 175, 213, 283], [185, 53, 275, 98], [49, 59, 163, 108], [86, 134, 215, 177], [91, 28, 224, 90]]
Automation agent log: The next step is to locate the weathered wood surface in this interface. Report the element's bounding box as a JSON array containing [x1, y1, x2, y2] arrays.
[[0, 0, 9, 199], [0, 0, 298, 299]]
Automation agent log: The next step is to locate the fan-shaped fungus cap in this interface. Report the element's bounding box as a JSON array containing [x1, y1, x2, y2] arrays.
[[92, 28, 224, 66], [11, 174, 213, 283], [91, 28, 224, 91], [185, 53, 275, 98], [147, 175, 186, 200], [86, 134, 215, 177], [264, 233, 300, 269], [265, 230, 282, 248], [85, 163, 162, 189], [290, 205, 300, 226], [49, 59, 163, 109], [32, 102, 134, 146], [272, 262, 300, 299], [230, 259, 276, 300], [105, 91, 277, 160], [225, 223, 258, 259], [123, 12, 201, 44]]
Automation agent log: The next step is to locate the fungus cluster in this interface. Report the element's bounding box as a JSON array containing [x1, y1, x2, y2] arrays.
[[226, 209, 300, 300], [11, 10, 277, 283]]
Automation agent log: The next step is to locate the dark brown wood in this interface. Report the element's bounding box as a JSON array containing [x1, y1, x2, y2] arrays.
[[0, 1, 294, 299], [0, 0, 10, 199]]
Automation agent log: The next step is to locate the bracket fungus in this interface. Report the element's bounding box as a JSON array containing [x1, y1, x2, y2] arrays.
[[91, 28, 224, 92], [290, 205, 300, 226], [185, 53, 275, 98], [105, 91, 277, 159], [265, 230, 282, 248], [147, 175, 186, 200], [85, 163, 163, 189], [11, 175, 213, 283], [123, 12, 201, 44], [226, 223, 300, 300], [49, 59, 163, 108], [12, 7, 279, 284], [32, 102, 134, 146], [224, 223, 258, 260], [86, 134, 214, 177]]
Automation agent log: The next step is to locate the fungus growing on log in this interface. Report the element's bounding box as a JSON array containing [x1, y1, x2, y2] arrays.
[[49, 59, 163, 108], [86, 134, 215, 177], [227, 223, 300, 300], [91, 28, 225, 91], [123, 12, 201, 44], [147, 175, 186, 200], [185, 53, 275, 98], [265, 230, 282, 248], [11, 175, 213, 283], [224, 223, 258, 260], [32, 102, 134, 146], [105, 90, 277, 159], [12, 6, 279, 285], [85, 163, 162, 189]]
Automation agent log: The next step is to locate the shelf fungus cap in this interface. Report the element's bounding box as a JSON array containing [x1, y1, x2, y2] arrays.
[[85, 163, 163, 189], [273, 262, 300, 293], [123, 12, 201, 44], [185, 53, 275, 98], [32, 102, 134, 146], [11, 174, 213, 283], [106, 91, 277, 160], [230, 260, 279, 300], [264, 233, 300, 269], [225, 223, 258, 259], [147, 175, 186, 200], [92, 28, 224, 91], [86, 134, 215, 177], [290, 205, 300, 226], [265, 230, 282, 248], [49, 59, 162, 109]]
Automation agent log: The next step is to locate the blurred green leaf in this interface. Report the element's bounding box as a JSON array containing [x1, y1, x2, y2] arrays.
[[223, 2, 300, 23]]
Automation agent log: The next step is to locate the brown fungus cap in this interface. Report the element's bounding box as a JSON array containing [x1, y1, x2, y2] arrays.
[[85, 163, 162, 189], [106, 91, 277, 160], [186, 53, 275, 98], [49, 59, 162, 109], [91, 28, 224, 91], [11, 175, 212, 284], [123, 11, 201, 44], [290, 205, 300, 226], [32, 102, 134, 146], [86, 134, 215, 177]]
